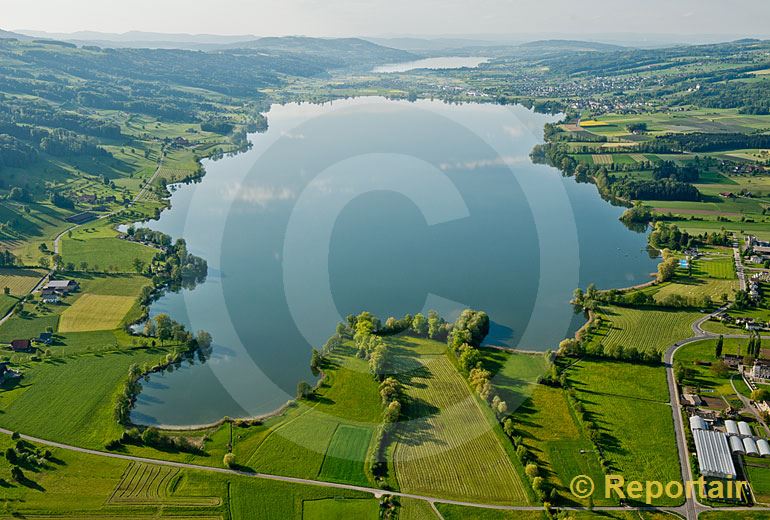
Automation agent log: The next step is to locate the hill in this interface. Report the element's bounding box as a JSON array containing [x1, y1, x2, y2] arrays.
[[220, 36, 418, 69]]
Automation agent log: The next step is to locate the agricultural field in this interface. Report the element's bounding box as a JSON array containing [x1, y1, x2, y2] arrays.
[[565, 359, 682, 506], [0, 267, 47, 295], [436, 505, 545, 520], [586, 305, 700, 355], [317, 424, 372, 485], [399, 497, 440, 519], [58, 293, 137, 332], [509, 382, 608, 506], [0, 431, 377, 519], [243, 343, 381, 484], [302, 498, 379, 519], [391, 337, 529, 505], [109, 462, 220, 506], [746, 459, 770, 506], [61, 234, 157, 273], [0, 268, 45, 317], [591, 154, 613, 165]]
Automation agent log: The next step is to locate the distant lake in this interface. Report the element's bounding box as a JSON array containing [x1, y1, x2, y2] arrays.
[[373, 56, 489, 73], [131, 98, 658, 427]]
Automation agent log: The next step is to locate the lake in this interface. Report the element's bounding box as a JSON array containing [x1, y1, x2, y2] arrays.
[[372, 56, 489, 73], [131, 98, 658, 427]]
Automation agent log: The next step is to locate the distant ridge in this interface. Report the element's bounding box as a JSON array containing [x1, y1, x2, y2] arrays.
[[519, 39, 626, 52], [220, 36, 418, 68], [0, 28, 32, 40]]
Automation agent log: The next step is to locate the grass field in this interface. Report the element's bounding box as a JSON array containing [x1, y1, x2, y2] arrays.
[[302, 498, 379, 519], [61, 235, 156, 273], [587, 305, 700, 355], [391, 337, 529, 505], [317, 424, 372, 485], [747, 461, 770, 505], [59, 293, 137, 332], [648, 276, 737, 304], [242, 344, 380, 485], [511, 382, 608, 506], [0, 346, 172, 448], [399, 497, 440, 519], [566, 359, 682, 506]]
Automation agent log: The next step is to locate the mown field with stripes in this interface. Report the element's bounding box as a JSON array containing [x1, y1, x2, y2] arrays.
[[392, 339, 529, 504]]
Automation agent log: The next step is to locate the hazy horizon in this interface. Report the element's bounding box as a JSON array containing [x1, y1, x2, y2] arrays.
[[5, 0, 770, 41]]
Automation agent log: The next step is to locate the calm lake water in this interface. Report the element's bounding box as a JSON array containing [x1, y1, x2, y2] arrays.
[[131, 98, 658, 426], [372, 56, 489, 73]]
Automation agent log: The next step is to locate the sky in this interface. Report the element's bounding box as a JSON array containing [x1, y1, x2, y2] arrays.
[[5, 0, 770, 40]]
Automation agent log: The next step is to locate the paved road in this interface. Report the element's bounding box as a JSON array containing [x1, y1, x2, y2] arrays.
[[734, 245, 747, 291], [132, 153, 165, 204], [0, 425, 691, 514]]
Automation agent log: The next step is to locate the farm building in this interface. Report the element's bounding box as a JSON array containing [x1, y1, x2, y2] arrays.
[[37, 332, 53, 345], [692, 429, 737, 479], [744, 437, 760, 456], [9, 339, 32, 352], [729, 435, 745, 454], [725, 420, 740, 436], [0, 362, 20, 381], [738, 421, 753, 438], [44, 279, 79, 294], [758, 439, 770, 457], [41, 293, 60, 304], [690, 416, 708, 431]]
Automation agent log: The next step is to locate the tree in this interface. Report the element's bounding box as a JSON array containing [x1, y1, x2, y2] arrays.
[[411, 313, 429, 336], [525, 463, 539, 478], [752, 388, 770, 402], [310, 348, 323, 377], [715, 335, 724, 358], [51, 253, 62, 270], [383, 400, 401, 424], [10, 465, 23, 482], [296, 381, 313, 399], [427, 310, 446, 339], [3, 286, 9, 296], [38, 256, 50, 269], [80, 261, 88, 271], [196, 330, 212, 350], [710, 360, 730, 378], [223, 453, 236, 468], [5, 447, 17, 464], [656, 250, 678, 283], [132, 258, 145, 274], [154, 314, 173, 345], [503, 417, 516, 437]]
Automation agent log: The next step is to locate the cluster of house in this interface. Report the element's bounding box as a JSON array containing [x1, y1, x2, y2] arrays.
[[690, 415, 770, 480], [748, 272, 767, 301], [712, 313, 768, 331], [732, 164, 765, 175], [6, 332, 53, 353], [76, 193, 117, 205], [721, 354, 770, 384], [745, 235, 770, 265], [39, 279, 79, 304]]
